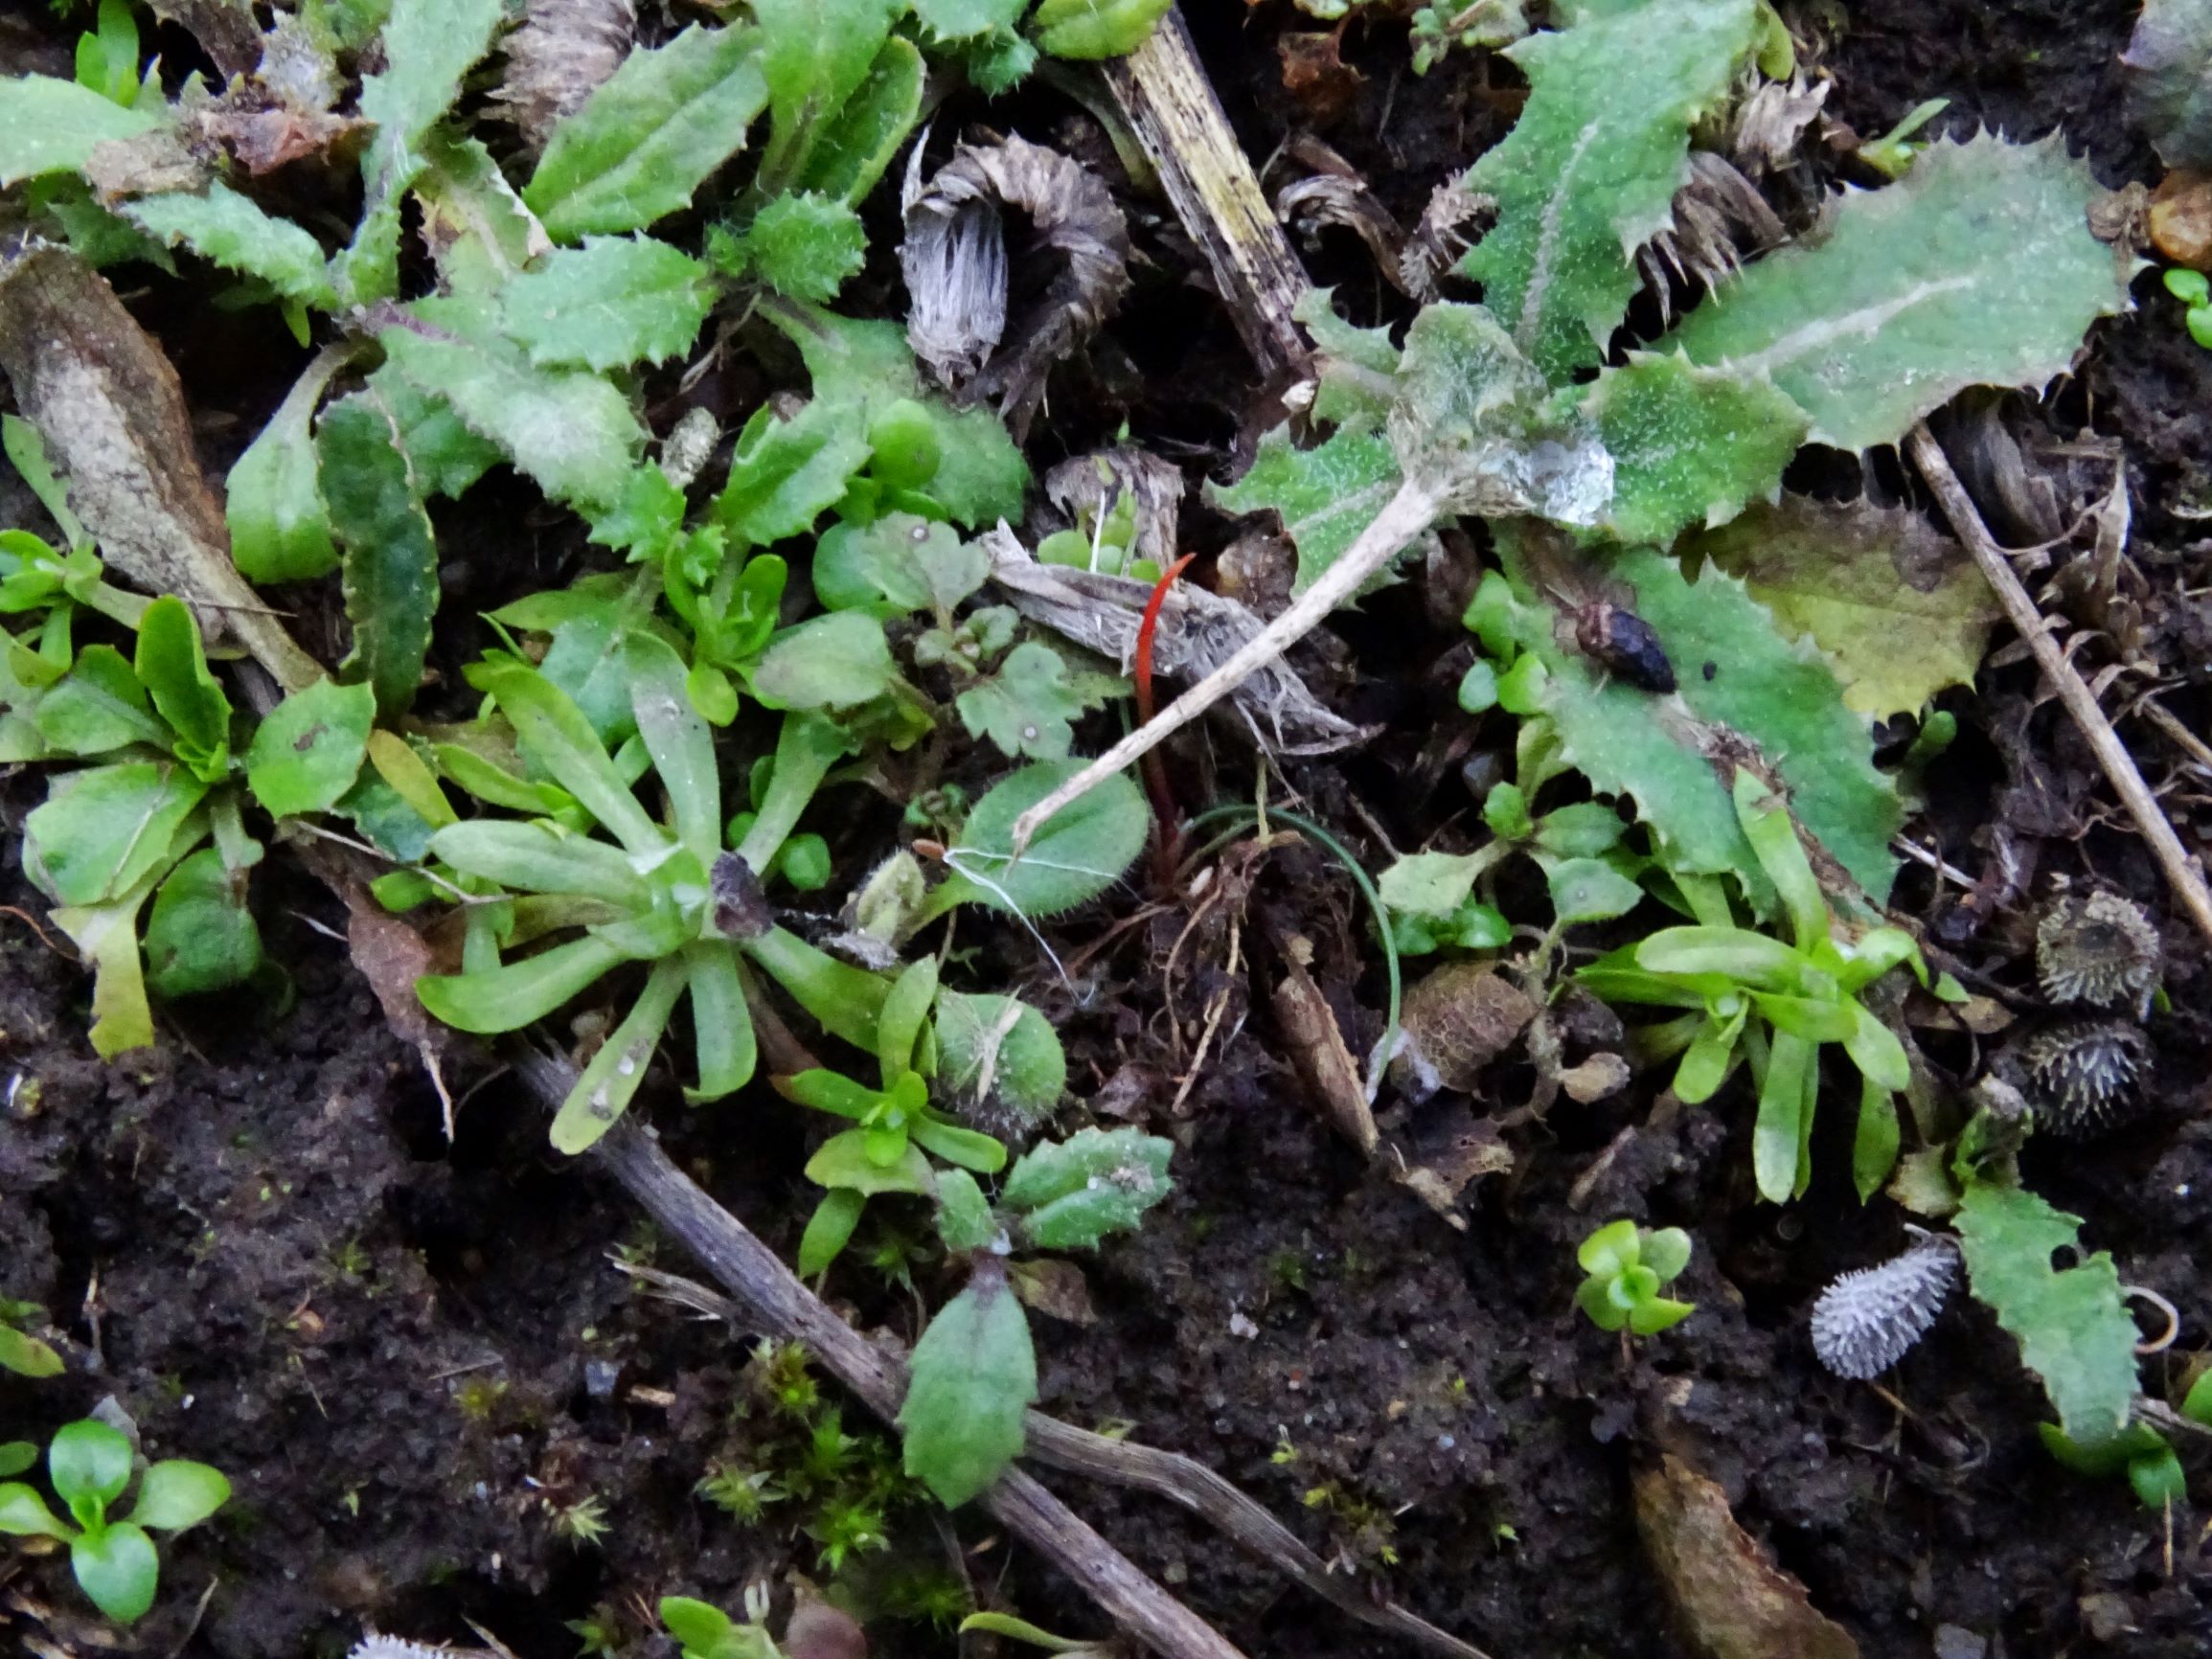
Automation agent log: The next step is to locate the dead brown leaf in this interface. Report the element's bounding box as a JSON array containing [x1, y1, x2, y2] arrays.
[[1632, 1454, 1859, 1659], [1277, 31, 1363, 125], [1011, 1259, 1100, 1326], [1387, 1110, 1512, 1230], [1270, 934, 1376, 1153], [494, 0, 638, 156], [901, 134, 1131, 440], [0, 246, 324, 692], [1390, 961, 1537, 1097]]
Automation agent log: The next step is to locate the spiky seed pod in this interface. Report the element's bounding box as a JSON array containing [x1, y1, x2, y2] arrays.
[[1811, 1235, 1960, 1380], [2020, 1016, 2154, 1138], [350, 1637, 483, 1659], [2036, 888, 2161, 1016]]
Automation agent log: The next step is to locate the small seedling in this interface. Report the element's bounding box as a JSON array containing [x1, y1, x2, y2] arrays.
[[2165, 267, 2212, 351], [0, 1299, 62, 1377], [1578, 770, 1951, 1203], [1573, 1219, 1695, 1336], [0, 1418, 230, 1624], [959, 1610, 1119, 1656], [661, 1587, 784, 1659]]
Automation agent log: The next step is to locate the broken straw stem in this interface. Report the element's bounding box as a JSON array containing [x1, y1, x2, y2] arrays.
[[1007, 479, 1441, 857], [1907, 423, 2212, 946]]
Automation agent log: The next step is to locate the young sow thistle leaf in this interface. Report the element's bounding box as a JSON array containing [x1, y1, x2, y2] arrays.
[[925, 760, 1148, 921], [1208, 427, 1403, 595], [413, 130, 553, 297], [0, 74, 164, 189], [121, 183, 337, 308], [496, 235, 717, 371], [1578, 352, 1807, 545], [1497, 530, 1901, 904], [243, 678, 376, 818], [338, 0, 508, 304], [789, 34, 924, 206], [1688, 497, 2000, 718], [1954, 1182, 2138, 1448], [366, 367, 503, 501], [525, 22, 770, 240], [752, 0, 901, 191], [1459, 0, 1761, 381], [1029, 0, 1174, 58], [899, 1269, 1037, 1507], [378, 296, 646, 511], [911, 0, 1028, 42], [766, 302, 1029, 529], [1666, 134, 2132, 453], [317, 393, 438, 717], [728, 193, 867, 303]]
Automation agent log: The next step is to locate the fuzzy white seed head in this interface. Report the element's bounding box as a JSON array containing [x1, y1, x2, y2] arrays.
[[2021, 1016, 2152, 1139], [1811, 1236, 1959, 1380], [350, 1636, 485, 1659], [2036, 889, 2160, 1016]]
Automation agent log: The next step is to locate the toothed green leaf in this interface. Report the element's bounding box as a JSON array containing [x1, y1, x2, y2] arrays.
[[0, 74, 163, 189], [1496, 528, 1900, 906], [1579, 352, 1806, 544], [1666, 134, 2133, 452], [496, 235, 716, 370], [1459, 0, 1762, 380], [727, 193, 867, 303], [377, 296, 647, 511], [336, 0, 507, 304], [525, 23, 771, 240], [412, 131, 550, 296], [1002, 1125, 1174, 1249], [227, 348, 348, 583], [1955, 1182, 2138, 1448], [1688, 496, 2001, 718], [318, 392, 439, 717], [912, 0, 1027, 43], [787, 33, 924, 206], [122, 183, 336, 307], [765, 303, 1029, 527], [1029, 0, 1172, 58], [1207, 426, 1408, 595]]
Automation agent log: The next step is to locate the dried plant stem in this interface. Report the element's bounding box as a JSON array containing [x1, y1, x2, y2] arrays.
[[1908, 424, 2212, 946], [1101, 5, 1311, 378], [623, 1261, 1493, 1659], [1010, 478, 1439, 857], [526, 1051, 1249, 1659]]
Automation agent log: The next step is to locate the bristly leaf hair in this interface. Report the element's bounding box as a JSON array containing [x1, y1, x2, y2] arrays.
[[1811, 1232, 1959, 1380]]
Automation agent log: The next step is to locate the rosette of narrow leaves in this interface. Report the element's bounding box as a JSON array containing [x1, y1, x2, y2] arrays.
[[412, 643, 889, 1152], [1579, 771, 1936, 1203], [1573, 1219, 1695, 1336], [0, 1419, 229, 1625]]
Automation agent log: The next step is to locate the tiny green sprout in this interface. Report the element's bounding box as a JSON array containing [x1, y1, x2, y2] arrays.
[[1859, 98, 1951, 178], [1573, 1219, 1696, 1337], [0, 1418, 231, 1625], [0, 1299, 63, 1377], [553, 1493, 610, 1546], [959, 1611, 1118, 1657], [661, 1587, 784, 1659], [2163, 267, 2212, 351]]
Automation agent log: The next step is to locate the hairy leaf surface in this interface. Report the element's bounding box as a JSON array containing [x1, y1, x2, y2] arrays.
[[525, 23, 770, 240], [1579, 352, 1805, 544], [1460, 0, 1760, 380], [123, 183, 336, 307], [496, 235, 716, 370], [378, 297, 646, 510], [899, 1272, 1036, 1507], [1689, 497, 2000, 717], [1666, 134, 2132, 451], [0, 74, 163, 188], [318, 393, 439, 716], [1955, 1182, 2137, 1447]]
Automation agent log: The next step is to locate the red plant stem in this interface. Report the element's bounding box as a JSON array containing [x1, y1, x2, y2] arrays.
[[1134, 554, 1197, 881]]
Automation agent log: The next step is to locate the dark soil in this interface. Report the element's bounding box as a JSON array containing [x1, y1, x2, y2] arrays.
[[8, 2, 2212, 1658]]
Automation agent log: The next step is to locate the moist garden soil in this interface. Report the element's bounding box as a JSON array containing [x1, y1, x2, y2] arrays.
[[7, 2, 2212, 1657]]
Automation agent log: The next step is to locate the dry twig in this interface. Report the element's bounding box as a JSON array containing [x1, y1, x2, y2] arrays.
[[1907, 424, 2212, 946]]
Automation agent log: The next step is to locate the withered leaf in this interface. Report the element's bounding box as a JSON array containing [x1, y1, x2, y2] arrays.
[[1633, 1454, 1859, 1659], [1391, 961, 1537, 1097], [1270, 936, 1376, 1153], [1010, 1258, 1099, 1326]]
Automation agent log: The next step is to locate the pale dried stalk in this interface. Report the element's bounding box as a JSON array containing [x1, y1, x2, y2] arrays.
[[1907, 423, 2212, 945], [1101, 6, 1310, 378], [532, 1054, 1250, 1659], [1009, 478, 1438, 856]]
